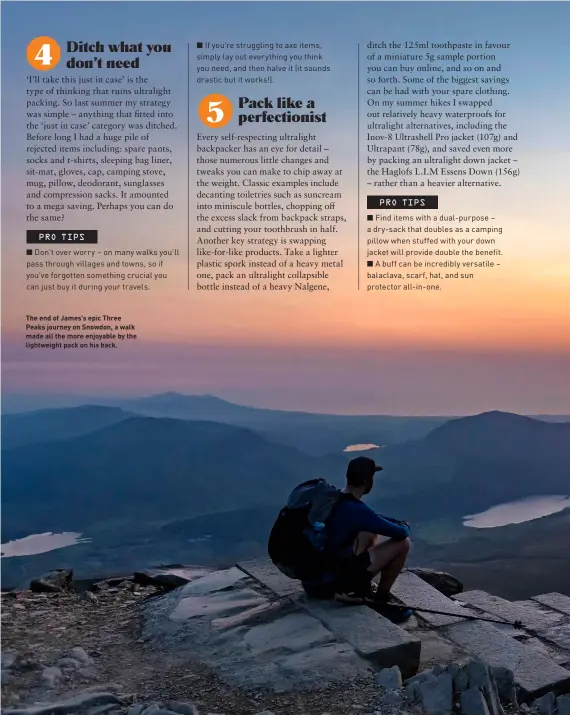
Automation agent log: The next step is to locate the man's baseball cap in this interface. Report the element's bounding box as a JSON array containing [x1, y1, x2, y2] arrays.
[[346, 455, 383, 484]]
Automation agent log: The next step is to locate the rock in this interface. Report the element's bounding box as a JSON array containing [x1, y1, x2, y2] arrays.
[[2, 651, 18, 669], [533, 692, 557, 715], [17, 657, 41, 672], [491, 666, 518, 707], [301, 597, 420, 677], [532, 593, 570, 617], [405, 669, 435, 702], [2, 669, 13, 684], [164, 703, 200, 715], [406, 669, 436, 686], [237, 558, 304, 597], [2, 692, 125, 715], [407, 568, 464, 597], [93, 581, 110, 592], [81, 591, 97, 602], [460, 687, 491, 715], [140, 706, 162, 715], [30, 570, 73, 593], [444, 619, 570, 700], [416, 632, 456, 666], [41, 666, 63, 687], [127, 707, 144, 715], [558, 695, 570, 715], [465, 660, 504, 715], [417, 672, 453, 715], [87, 707, 118, 715], [57, 658, 82, 670], [392, 572, 469, 627], [78, 667, 98, 679], [377, 690, 404, 711], [67, 647, 91, 664], [79, 684, 123, 694], [375, 665, 403, 690], [180, 568, 247, 596], [405, 681, 421, 704], [134, 566, 208, 590]]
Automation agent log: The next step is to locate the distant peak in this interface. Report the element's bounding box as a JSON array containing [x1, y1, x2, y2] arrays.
[[147, 392, 230, 403]]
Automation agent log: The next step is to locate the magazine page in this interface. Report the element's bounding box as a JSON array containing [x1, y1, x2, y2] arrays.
[[2, 1, 570, 712]]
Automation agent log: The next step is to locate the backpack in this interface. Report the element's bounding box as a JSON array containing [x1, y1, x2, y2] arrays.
[[268, 478, 353, 581]]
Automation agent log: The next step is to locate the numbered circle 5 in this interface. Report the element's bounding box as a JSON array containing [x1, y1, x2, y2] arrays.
[[198, 94, 233, 128], [27, 36, 61, 71]]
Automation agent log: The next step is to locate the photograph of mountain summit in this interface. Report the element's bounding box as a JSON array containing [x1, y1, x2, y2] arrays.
[[2, 393, 569, 601]]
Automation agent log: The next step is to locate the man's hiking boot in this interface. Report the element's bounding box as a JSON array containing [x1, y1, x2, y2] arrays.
[[371, 587, 398, 604], [367, 601, 414, 623], [334, 587, 372, 604]]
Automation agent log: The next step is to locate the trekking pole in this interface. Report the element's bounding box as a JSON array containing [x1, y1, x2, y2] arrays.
[[386, 602, 524, 630]]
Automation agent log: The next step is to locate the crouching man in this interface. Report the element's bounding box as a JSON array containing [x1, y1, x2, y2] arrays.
[[302, 456, 413, 621]]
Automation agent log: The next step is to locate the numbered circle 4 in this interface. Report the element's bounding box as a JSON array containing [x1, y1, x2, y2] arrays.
[[27, 36, 62, 71], [198, 94, 233, 128]]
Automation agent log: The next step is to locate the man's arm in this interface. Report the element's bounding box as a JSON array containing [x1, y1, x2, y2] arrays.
[[353, 501, 410, 541], [383, 515, 411, 529]]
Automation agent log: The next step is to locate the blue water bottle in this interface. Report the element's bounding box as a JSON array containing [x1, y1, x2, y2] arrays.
[[313, 521, 327, 551]]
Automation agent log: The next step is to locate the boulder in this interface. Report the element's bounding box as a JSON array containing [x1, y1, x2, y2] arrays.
[[407, 568, 463, 597], [2, 692, 125, 715], [30, 569, 73, 593], [41, 666, 63, 687], [57, 658, 82, 670], [140, 706, 161, 715], [2, 650, 18, 669], [460, 686, 492, 715], [66, 646, 92, 664], [133, 566, 209, 590], [163, 704, 199, 715], [533, 692, 557, 715], [491, 666, 518, 707], [464, 660, 504, 715], [557, 695, 570, 715], [405, 668, 435, 702], [417, 671, 454, 715], [376, 665, 403, 690]]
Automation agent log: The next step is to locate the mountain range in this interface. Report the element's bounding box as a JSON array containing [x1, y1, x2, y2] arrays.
[[2, 393, 449, 455]]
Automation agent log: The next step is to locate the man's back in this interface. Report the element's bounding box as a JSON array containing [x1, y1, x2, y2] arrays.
[[299, 497, 409, 590]]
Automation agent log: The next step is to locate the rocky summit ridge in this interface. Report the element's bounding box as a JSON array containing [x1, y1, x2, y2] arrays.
[[2, 560, 570, 715]]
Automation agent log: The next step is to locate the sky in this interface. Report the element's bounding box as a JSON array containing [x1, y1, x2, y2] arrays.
[[1, 2, 569, 414]]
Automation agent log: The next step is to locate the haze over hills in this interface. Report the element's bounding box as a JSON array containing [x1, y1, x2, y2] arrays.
[[1, 395, 450, 455], [1, 405, 134, 450], [4, 392, 569, 455], [1, 416, 342, 537]]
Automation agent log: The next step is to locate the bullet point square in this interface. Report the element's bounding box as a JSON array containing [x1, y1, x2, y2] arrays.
[[196, 42, 203, 49], [27, 249, 33, 255], [367, 260, 373, 267], [367, 215, 373, 221]]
